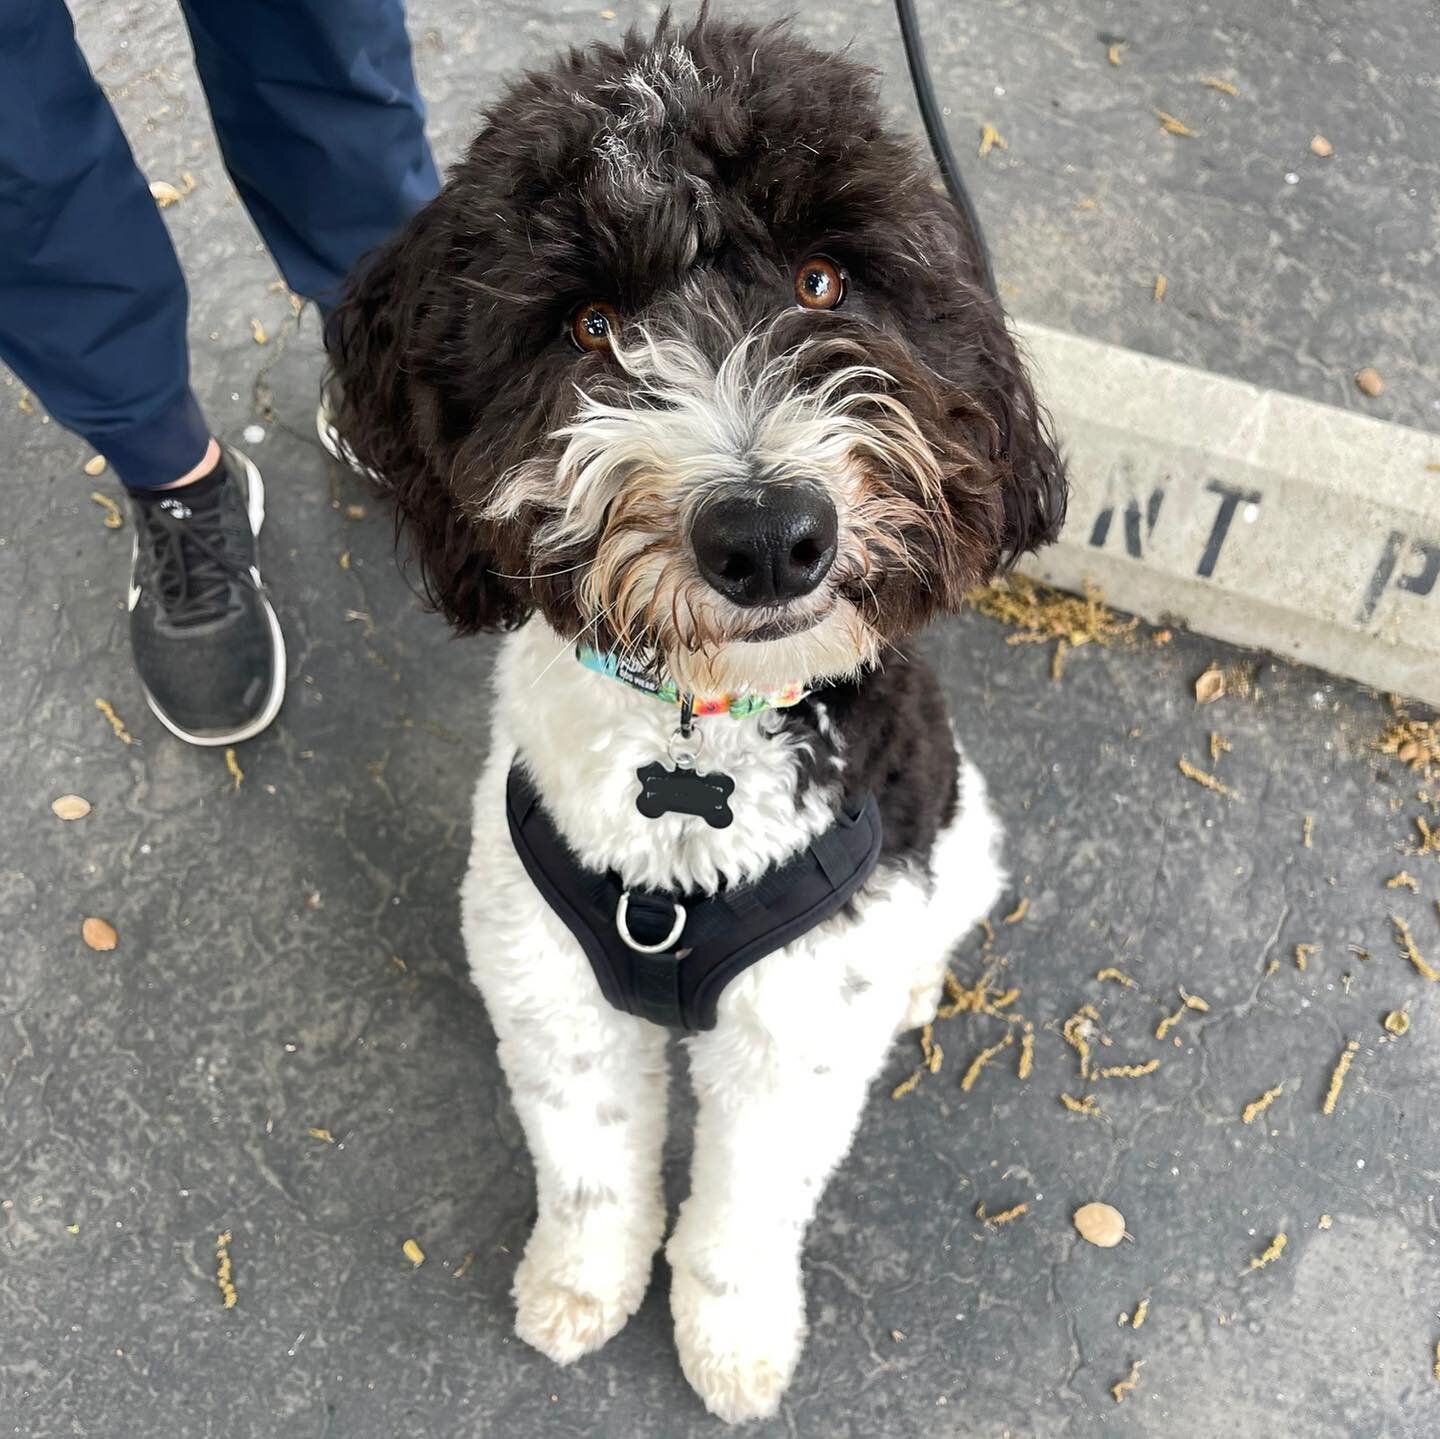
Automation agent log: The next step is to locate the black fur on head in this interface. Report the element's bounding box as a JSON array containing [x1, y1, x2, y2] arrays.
[[328, 10, 1066, 690]]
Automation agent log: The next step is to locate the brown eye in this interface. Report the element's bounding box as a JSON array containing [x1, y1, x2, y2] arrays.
[[570, 300, 619, 352], [794, 256, 845, 311]]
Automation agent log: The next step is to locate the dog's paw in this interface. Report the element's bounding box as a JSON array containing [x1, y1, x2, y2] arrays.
[[513, 1258, 635, 1366], [670, 1261, 805, 1424], [899, 967, 943, 1032]]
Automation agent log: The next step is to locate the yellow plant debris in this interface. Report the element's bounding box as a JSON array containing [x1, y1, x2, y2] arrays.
[[961, 1035, 1013, 1092], [968, 576, 1137, 668], [976, 1201, 1028, 1226], [1061, 1092, 1099, 1115], [1111, 1361, 1142, 1403], [1241, 1084, 1283, 1124], [1393, 916, 1437, 981], [1302, 814, 1314, 848], [1096, 967, 1137, 989], [1107, 42, 1125, 66], [1294, 943, 1317, 972], [1322, 1041, 1359, 1115], [1434, 1341, 1440, 1382], [1002, 897, 1029, 924], [1208, 730, 1230, 763], [1017, 1022, 1035, 1079], [1062, 1003, 1099, 1078], [1153, 273, 1167, 303], [891, 1068, 923, 1100], [1383, 1010, 1409, 1037], [94, 697, 133, 745], [1179, 987, 1209, 1012], [1194, 665, 1225, 704], [1131, 1298, 1150, 1329], [453, 1250, 477, 1278], [1178, 757, 1237, 798], [306, 1127, 334, 1144], [1413, 816, 1437, 856], [51, 794, 91, 821], [989, 986, 1020, 1010], [224, 747, 244, 791], [216, 1231, 237, 1309], [1249, 1233, 1287, 1271], [978, 123, 1007, 157], [919, 1023, 943, 1075], [1200, 76, 1239, 95], [250, 318, 267, 345], [1378, 716, 1439, 777], [89, 491, 123, 529], [1096, 1059, 1159, 1080], [402, 1238, 425, 1267], [1156, 109, 1198, 137], [1386, 871, 1419, 892], [1318, 1214, 1332, 1231], [1155, 1007, 1185, 1041]]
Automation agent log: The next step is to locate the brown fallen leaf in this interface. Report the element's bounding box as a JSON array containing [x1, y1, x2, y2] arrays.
[[1355, 367, 1384, 397], [1310, 134, 1334, 157], [978, 123, 1007, 158], [51, 794, 92, 821], [83, 454, 107, 477], [1194, 664, 1225, 704], [1155, 109, 1198, 137], [90, 492, 124, 530], [1074, 1201, 1127, 1248], [82, 917, 118, 952]]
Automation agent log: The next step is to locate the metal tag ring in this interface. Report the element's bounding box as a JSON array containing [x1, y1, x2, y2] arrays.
[[615, 891, 687, 953], [667, 725, 703, 769]]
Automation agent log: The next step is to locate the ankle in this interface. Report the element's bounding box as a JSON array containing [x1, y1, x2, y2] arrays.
[[154, 438, 222, 490]]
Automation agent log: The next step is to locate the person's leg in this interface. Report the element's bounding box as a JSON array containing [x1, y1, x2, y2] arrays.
[[0, 0, 212, 490], [178, 0, 440, 314]]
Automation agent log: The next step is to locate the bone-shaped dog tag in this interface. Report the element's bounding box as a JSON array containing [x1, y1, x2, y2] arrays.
[[634, 761, 734, 828]]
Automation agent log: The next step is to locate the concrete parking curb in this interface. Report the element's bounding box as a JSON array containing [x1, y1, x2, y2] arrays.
[[1016, 321, 1440, 707]]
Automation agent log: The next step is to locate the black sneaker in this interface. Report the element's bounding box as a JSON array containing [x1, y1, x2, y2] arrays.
[[127, 449, 286, 746]]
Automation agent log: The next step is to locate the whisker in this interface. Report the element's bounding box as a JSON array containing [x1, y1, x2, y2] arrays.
[[529, 601, 618, 688]]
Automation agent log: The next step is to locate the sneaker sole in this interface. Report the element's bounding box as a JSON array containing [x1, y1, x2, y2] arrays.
[[137, 449, 289, 748]]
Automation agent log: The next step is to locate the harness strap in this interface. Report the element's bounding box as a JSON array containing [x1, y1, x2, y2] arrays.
[[504, 763, 883, 1031]]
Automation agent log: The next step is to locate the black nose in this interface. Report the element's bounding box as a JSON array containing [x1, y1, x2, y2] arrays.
[[690, 484, 839, 607]]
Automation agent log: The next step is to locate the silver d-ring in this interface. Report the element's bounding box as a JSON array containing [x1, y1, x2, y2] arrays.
[[615, 891, 687, 953]]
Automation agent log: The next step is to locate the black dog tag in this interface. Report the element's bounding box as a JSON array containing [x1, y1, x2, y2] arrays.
[[635, 761, 734, 828]]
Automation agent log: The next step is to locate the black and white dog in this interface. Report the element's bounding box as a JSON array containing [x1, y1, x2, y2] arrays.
[[331, 12, 1064, 1423]]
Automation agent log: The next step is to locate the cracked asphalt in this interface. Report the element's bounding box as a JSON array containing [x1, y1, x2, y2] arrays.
[[3, 2, 1438, 1436]]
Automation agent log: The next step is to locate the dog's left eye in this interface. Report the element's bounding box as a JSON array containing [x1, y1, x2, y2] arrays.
[[794, 256, 845, 311], [570, 301, 620, 353]]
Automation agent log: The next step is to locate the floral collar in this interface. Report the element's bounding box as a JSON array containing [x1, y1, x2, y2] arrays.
[[575, 645, 808, 719]]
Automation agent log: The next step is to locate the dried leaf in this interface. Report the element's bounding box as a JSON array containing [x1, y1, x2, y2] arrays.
[[1194, 665, 1225, 704], [83, 454, 107, 477], [89, 492, 124, 530], [977, 123, 1007, 158], [94, 698, 133, 745], [1155, 109, 1198, 137], [51, 794, 92, 821], [82, 917, 117, 951], [1074, 1201, 1127, 1248], [402, 1238, 425, 1267]]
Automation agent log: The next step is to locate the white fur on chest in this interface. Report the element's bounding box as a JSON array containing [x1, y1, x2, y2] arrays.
[[491, 620, 838, 893]]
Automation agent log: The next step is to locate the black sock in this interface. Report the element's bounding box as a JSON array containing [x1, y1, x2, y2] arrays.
[[128, 453, 230, 506]]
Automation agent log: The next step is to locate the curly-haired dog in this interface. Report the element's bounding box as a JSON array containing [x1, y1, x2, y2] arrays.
[[330, 11, 1064, 1423]]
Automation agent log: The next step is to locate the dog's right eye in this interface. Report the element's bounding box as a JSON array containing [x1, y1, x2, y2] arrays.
[[569, 301, 620, 353]]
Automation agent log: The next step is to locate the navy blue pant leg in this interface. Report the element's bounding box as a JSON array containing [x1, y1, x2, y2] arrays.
[[0, 0, 210, 489], [179, 0, 440, 312]]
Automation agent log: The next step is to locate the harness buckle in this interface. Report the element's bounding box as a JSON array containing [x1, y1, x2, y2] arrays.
[[615, 890, 687, 953]]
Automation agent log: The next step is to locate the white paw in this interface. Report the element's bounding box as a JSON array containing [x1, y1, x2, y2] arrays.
[[900, 967, 943, 1031], [670, 1259, 805, 1424], [513, 1256, 638, 1365]]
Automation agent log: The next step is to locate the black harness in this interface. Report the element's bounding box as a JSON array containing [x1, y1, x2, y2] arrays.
[[506, 762, 883, 1031]]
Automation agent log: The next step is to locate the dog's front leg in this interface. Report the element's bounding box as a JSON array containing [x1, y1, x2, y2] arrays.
[[464, 778, 670, 1365], [666, 917, 916, 1423]]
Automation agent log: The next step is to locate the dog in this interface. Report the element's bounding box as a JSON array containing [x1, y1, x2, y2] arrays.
[[330, 11, 1064, 1423]]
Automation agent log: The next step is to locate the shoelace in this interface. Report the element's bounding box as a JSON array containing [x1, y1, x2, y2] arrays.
[[139, 499, 256, 629]]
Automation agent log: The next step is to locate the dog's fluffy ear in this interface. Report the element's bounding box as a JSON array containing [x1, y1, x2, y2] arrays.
[[326, 201, 531, 634], [977, 313, 1068, 569]]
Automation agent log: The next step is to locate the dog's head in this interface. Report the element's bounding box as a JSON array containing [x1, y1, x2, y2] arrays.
[[331, 13, 1065, 693]]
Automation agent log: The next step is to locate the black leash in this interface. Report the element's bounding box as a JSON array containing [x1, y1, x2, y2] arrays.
[[893, 0, 999, 301]]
